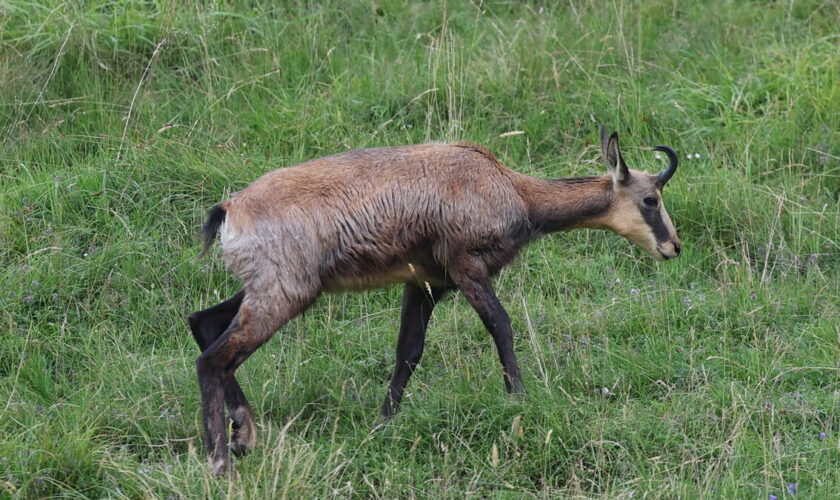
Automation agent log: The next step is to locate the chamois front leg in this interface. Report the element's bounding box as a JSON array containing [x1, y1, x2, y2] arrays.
[[188, 291, 256, 457], [381, 283, 446, 419], [450, 261, 525, 395]]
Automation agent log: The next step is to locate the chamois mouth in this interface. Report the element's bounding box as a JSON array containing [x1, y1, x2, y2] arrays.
[[656, 243, 681, 260]]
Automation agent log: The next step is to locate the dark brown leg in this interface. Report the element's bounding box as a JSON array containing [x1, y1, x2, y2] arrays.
[[196, 294, 313, 476], [380, 284, 446, 419], [449, 260, 525, 394], [188, 291, 255, 456]]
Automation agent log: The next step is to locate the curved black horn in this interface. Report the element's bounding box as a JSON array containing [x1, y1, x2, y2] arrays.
[[652, 145, 679, 186]]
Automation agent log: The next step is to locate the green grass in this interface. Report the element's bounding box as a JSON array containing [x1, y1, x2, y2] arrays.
[[1, 0, 839, 497]]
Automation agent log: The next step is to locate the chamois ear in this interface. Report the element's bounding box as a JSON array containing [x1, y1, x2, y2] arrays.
[[600, 126, 629, 185]]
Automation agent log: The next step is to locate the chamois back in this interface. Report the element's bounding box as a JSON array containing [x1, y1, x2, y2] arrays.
[[216, 144, 530, 294]]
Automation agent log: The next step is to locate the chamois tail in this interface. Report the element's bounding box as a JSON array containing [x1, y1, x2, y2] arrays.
[[199, 204, 227, 257]]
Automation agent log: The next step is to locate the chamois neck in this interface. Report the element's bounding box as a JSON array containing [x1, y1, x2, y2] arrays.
[[521, 175, 614, 235]]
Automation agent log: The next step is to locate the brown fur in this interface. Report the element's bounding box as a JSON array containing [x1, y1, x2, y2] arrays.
[[191, 133, 681, 476], [218, 145, 531, 297]]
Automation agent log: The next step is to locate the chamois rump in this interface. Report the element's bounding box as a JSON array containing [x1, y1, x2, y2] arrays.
[[189, 127, 681, 475]]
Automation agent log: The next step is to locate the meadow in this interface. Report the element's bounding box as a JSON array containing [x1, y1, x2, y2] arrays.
[[1, 0, 839, 497]]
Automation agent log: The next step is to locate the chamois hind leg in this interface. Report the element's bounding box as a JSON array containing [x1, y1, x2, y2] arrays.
[[196, 290, 315, 476], [188, 290, 256, 457], [381, 283, 446, 419], [449, 258, 525, 395]]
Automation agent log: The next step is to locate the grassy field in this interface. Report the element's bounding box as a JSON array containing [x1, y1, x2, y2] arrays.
[[1, 0, 839, 497]]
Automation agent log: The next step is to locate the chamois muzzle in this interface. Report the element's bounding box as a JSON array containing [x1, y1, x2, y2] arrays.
[[652, 145, 679, 186]]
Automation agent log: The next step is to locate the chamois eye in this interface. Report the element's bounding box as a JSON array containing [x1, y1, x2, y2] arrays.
[[643, 196, 658, 208]]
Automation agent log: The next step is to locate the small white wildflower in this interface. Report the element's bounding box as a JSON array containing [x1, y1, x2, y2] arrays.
[[694, 153, 701, 159], [655, 152, 662, 160]]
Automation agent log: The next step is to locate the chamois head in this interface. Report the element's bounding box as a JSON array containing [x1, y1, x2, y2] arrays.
[[599, 127, 681, 261]]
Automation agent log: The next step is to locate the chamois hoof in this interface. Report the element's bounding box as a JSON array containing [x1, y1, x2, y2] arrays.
[[230, 439, 253, 458], [379, 399, 400, 423], [229, 408, 257, 458], [507, 379, 526, 396], [508, 391, 527, 404], [208, 456, 235, 478], [376, 412, 393, 426], [230, 436, 254, 458]]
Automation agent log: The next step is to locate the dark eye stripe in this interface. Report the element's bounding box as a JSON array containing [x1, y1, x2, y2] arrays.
[[641, 206, 671, 243]]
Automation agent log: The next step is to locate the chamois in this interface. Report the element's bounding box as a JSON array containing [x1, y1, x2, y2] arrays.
[[189, 127, 681, 475]]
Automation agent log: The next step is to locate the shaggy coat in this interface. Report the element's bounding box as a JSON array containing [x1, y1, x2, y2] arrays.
[[216, 143, 613, 299], [189, 131, 681, 476]]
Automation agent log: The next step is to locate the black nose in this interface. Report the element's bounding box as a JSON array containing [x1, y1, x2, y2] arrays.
[[674, 243, 681, 255]]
